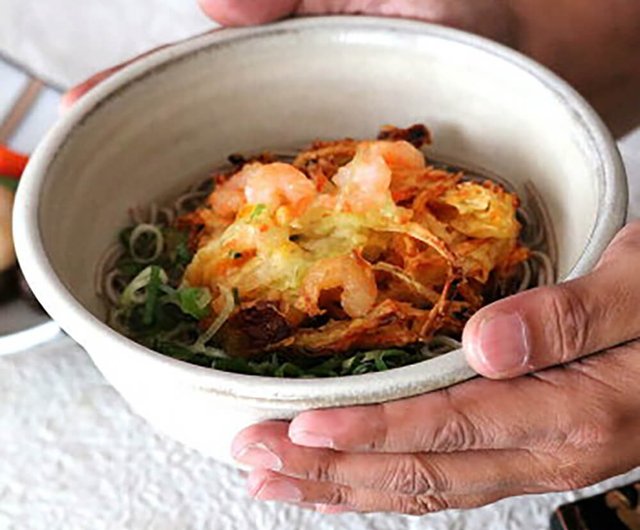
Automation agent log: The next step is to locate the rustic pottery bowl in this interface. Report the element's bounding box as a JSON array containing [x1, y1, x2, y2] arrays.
[[13, 17, 627, 463]]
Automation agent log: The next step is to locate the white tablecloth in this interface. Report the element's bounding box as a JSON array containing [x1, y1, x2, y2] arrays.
[[1, 3, 639, 528], [1, 336, 638, 530]]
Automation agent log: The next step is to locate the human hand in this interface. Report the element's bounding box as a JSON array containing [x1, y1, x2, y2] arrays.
[[56, 1, 640, 513], [198, 0, 516, 41], [231, 222, 640, 514]]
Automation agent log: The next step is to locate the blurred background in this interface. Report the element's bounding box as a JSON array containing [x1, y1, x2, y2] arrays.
[[0, 1, 638, 529], [0, 0, 213, 88]]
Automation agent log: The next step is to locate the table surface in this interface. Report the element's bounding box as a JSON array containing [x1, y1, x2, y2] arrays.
[[1, 56, 640, 530]]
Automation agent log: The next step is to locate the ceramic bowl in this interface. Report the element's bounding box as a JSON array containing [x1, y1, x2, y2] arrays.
[[13, 17, 627, 464]]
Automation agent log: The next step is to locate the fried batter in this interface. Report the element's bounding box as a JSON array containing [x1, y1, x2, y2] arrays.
[[177, 125, 528, 357]]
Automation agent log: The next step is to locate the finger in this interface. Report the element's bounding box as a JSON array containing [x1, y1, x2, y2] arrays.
[[293, 501, 354, 514], [198, 0, 441, 25], [285, 349, 630, 454], [293, 501, 344, 513], [198, 0, 301, 25], [463, 221, 640, 378], [313, 503, 353, 514], [233, 422, 547, 496], [246, 468, 511, 515], [285, 374, 567, 452], [60, 65, 124, 109], [198, 1, 517, 46]]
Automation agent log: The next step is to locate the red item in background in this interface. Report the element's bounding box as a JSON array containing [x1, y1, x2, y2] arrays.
[[0, 145, 28, 179]]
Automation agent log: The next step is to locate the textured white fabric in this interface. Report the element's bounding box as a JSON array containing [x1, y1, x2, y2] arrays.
[[1, 337, 639, 530], [1, 4, 640, 527]]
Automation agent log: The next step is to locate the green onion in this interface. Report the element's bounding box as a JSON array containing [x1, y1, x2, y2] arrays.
[[142, 266, 163, 325], [174, 241, 192, 266], [152, 340, 214, 367], [249, 203, 266, 221], [363, 349, 407, 372], [115, 259, 147, 278], [204, 347, 431, 378], [173, 286, 211, 320], [119, 226, 134, 247], [212, 357, 258, 375], [274, 362, 304, 378], [121, 266, 157, 306], [129, 224, 164, 263]]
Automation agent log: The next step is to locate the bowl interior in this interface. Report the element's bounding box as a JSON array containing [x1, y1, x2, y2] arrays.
[[28, 20, 620, 380]]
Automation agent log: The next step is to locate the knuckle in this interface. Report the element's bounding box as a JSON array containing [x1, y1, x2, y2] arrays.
[[567, 398, 624, 451], [536, 407, 625, 492], [610, 221, 640, 253], [324, 486, 350, 506], [543, 285, 590, 362], [569, 419, 613, 451], [546, 368, 629, 453], [400, 494, 450, 515], [431, 415, 476, 452], [381, 455, 448, 495], [307, 452, 337, 483], [598, 221, 640, 269], [429, 390, 478, 451]]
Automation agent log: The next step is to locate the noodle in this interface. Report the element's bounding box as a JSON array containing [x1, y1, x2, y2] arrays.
[[94, 243, 123, 298], [158, 207, 175, 226], [517, 260, 533, 294], [104, 269, 125, 306]]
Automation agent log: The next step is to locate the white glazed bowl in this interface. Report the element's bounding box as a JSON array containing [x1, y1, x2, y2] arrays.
[[14, 17, 627, 463]]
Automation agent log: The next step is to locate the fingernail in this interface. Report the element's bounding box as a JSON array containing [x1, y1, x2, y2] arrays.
[[289, 429, 334, 448], [470, 312, 530, 376], [248, 476, 303, 502], [233, 443, 282, 471]]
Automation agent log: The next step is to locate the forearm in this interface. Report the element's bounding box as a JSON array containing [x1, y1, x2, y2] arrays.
[[512, 0, 640, 136]]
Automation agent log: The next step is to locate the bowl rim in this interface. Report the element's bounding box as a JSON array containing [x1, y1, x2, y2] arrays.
[[13, 16, 628, 407]]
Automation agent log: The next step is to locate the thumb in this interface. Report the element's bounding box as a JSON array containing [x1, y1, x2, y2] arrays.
[[463, 221, 640, 379], [197, 0, 301, 26]]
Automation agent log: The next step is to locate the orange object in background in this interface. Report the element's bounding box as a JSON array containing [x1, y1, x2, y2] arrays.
[[0, 145, 29, 179]]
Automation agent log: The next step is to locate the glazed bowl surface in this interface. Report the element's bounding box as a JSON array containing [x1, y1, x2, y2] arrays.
[[13, 17, 627, 463]]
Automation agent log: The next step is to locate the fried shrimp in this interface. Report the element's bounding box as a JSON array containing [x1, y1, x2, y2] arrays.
[[333, 143, 394, 213], [244, 162, 316, 217], [297, 253, 378, 318], [368, 140, 426, 173], [206, 162, 259, 220]]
